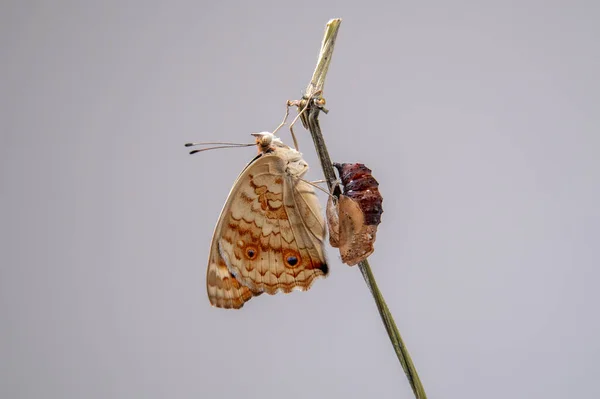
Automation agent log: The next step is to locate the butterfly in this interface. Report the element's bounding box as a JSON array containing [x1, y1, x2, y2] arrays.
[[201, 132, 328, 309], [327, 163, 383, 266]]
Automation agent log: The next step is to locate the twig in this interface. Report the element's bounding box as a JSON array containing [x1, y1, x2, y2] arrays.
[[291, 18, 428, 399]]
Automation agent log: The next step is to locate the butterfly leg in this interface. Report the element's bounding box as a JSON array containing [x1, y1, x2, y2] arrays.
[[292, 176, 337, 198], [272, 101, 291, 136], [287, 89, 324, 151]]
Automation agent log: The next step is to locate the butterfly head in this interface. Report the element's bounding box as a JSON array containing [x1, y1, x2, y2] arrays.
[[251, 132, 286, 154]]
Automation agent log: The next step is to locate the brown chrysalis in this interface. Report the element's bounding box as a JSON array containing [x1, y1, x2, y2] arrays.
[[327, 163, 383, 266]]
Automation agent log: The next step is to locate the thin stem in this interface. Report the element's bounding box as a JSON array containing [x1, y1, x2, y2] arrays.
[[307, 105, 338, 194], [305, 19, 341, 101], [358, 259, 427, 399], [293, 18, 428, 399]]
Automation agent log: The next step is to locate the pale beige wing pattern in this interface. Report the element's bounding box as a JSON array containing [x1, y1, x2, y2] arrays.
[[206, 156, 262, 309], [215, 154, 328, 299], [206, 254, 256, 309]]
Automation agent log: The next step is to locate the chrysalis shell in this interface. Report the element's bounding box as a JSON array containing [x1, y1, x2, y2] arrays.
[[327, 163, 383, 266]]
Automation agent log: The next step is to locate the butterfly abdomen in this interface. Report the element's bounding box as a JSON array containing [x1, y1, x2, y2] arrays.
[[334, 163, 383, 226]]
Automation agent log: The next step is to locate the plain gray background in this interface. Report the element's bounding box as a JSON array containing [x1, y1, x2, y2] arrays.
[[2, 1, 599, 398]]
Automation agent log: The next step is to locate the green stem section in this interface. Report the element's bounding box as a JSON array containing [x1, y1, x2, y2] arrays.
[[357, 259, 427, 399], [296, 18, 428, 399]]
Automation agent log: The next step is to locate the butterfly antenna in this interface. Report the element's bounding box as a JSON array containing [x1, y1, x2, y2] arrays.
[[185, 141, 253, 147], [185, 142, 255, 155]]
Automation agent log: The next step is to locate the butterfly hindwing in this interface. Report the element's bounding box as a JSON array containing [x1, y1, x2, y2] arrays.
[[217, 154, 328, 295], [206, 254, 255, 309]]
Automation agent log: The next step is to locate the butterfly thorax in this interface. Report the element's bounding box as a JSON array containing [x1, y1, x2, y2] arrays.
[[253, 132, 308, 179]]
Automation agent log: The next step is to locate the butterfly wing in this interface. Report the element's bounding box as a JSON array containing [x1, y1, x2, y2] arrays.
[[206, 156, 263, 309], [215, 153, 328, 297], [206, 253, 256, 309]]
